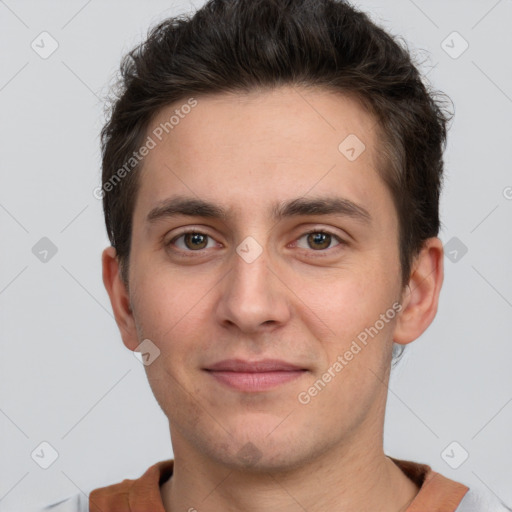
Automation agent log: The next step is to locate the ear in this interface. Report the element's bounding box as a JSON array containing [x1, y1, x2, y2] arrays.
[[102, 246, 140, 351], [393, 237, 444, 345]]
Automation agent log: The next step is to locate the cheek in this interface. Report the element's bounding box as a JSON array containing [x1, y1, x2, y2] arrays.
[[130, 263, 212, 343], [136, 284, 208, 417], [307, 266, 391, 330], [309, 268, 398, 375], [130, 272, 217, 398]]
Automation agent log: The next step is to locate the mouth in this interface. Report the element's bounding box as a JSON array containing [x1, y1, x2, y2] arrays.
[[203, 359, 308, 392]]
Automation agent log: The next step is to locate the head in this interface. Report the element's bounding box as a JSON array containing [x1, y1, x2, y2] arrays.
[[101, 0, 451, 471]]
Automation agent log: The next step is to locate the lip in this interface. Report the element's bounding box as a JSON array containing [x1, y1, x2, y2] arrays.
[[204, 359, 308, 392], [206, 359, 305, 372]]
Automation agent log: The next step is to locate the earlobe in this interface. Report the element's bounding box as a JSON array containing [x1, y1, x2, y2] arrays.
[[393, 237, 444, 345], [101, 246, 140, 351]]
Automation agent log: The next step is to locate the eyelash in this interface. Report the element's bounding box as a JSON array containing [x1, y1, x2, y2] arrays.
[[166, 228, 347, 256]]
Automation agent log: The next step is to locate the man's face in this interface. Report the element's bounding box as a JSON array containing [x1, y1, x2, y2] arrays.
[[121, 86, 406, 470]]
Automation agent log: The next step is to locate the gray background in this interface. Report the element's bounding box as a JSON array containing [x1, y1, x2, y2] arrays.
[[1, 0, 511, 510]]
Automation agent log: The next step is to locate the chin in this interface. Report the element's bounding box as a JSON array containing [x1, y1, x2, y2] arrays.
[[216, 445, 310, 474], [205, 421, 316, 473]]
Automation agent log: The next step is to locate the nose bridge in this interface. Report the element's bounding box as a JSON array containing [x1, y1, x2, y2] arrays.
[[233, 242, 271, 295], [216, 237, 290, 331]]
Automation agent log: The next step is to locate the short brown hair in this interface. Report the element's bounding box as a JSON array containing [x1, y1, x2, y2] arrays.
[[100, 0, 452, 311]]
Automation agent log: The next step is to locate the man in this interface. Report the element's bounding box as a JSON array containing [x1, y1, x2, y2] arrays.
[[42, 0, 511, 510]]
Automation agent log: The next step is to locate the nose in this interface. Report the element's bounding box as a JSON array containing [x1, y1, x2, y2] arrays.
[[215, 243, 291, 334]]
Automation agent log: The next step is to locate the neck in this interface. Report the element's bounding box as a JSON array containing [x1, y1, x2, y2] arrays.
[[161, 430, 419, 512]]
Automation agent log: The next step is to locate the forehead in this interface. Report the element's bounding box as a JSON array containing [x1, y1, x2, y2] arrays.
[[145, 85, 377, 163], [133, 86, 391, 226]]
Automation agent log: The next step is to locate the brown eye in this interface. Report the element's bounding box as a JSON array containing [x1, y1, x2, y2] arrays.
[[307, 232, 331, 250], [169, 232, 215, 251], [183, 233, 208, 250], [295, 230, 344, 252]]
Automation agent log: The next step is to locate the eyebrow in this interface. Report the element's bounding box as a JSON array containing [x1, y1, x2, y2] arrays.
[[146, 195, 372, 225]]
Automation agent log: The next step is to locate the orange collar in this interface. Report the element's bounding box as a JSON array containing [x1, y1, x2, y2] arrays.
[[89, 457, 469, 512]]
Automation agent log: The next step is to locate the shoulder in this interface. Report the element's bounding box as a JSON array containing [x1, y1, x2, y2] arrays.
[[35, 460, 174, 512], [455, 487, 512, 512], [389, 456, 511, 512]]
